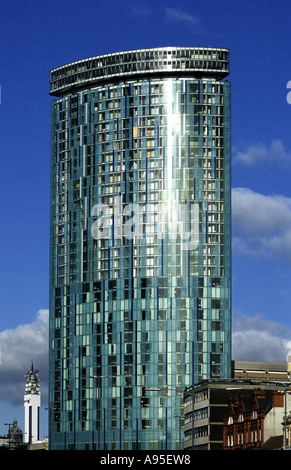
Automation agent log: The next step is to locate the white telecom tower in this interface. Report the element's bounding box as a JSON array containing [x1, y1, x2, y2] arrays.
[[24, 362, 41, 443]]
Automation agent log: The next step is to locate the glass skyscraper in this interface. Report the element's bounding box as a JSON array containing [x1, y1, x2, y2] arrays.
[[49, 47, 231, 450]]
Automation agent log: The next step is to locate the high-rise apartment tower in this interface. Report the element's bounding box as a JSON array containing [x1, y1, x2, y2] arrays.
[[49, 47, 231, 450]]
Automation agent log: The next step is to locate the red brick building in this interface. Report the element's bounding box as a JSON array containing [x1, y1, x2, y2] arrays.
[[223, 389, 284, 450]]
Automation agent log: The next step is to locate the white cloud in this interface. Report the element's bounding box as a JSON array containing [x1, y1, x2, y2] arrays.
[[232, 313, 291, 363], [1, 306, 289, 407], [129, 3, 152, 19], [128, 5, 204, 34], [233, 139, 291, 166], [0, 309, 49, 404], [232, 187, 291, 262], [163, 7, 202, 32]]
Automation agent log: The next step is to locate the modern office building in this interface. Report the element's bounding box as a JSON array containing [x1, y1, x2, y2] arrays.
[[232, 360, 291, 383], [49, 46, 231, 450]]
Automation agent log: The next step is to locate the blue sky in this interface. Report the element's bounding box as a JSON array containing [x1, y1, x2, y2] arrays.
[[1, 0, 291, 438]]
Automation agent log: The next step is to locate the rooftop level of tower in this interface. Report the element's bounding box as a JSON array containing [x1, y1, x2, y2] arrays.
[[49, 46, 229, 97]]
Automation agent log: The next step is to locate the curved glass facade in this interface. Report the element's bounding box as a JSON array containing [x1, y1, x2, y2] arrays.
[[49, 47, 231, 450]]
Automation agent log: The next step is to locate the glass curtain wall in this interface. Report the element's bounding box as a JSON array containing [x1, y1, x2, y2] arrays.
[[50, 71, 231, 450]]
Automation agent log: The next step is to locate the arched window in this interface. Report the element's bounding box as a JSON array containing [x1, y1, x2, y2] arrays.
[[238, 413, 244, 422], [228, 416, 233, 425]]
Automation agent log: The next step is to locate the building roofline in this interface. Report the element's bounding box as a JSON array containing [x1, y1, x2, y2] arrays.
[[185, 378, 291, 393], [49, 46, 230, 97]]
